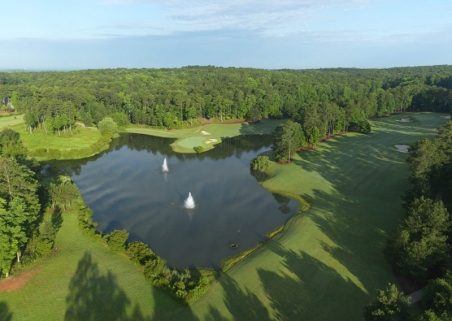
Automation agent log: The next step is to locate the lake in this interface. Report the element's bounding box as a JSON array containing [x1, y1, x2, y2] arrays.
[[55, 134, 298, 268]]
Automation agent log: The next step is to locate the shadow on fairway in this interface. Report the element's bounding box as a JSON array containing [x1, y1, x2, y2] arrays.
[[257, 242, 366, 321], [64, 252, 200, 321], [206, 275, 273, 321], [0, 302, 12, 321], [64, 251, 148, 321]]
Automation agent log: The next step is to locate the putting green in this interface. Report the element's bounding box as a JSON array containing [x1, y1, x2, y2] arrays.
[[125, 120, 285, 153]]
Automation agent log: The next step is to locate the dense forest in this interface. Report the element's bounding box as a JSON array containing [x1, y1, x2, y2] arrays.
[[364, 122, 452, 321], [0, 66, 451, 140]]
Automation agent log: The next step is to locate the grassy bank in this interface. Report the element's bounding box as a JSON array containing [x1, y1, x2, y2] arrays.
[[0, 199, 177, 321], [125, 119, 284, 153], [0, 115, 110, 160]]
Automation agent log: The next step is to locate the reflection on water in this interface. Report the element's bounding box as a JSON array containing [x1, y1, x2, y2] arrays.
[[54, 134, 298, 268]]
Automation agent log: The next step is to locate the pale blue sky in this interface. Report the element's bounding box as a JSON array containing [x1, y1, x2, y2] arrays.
[[0, 0, 451, 69]]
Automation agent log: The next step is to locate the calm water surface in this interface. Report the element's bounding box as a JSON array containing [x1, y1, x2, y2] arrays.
[[56, 134, 298, 268]]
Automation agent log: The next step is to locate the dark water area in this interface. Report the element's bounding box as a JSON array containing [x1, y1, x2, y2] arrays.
[[54, 134, 298, 268]]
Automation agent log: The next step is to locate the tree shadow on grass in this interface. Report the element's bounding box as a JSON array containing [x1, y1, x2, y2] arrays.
[[290, 128, 420, 276], [64, 251, 148, 321], [0, 302, 12, 321], [257, 242, 368, 321], [215, 274, 272, 321], [51, 206, 63, 231], [150, 272, 272, 321]]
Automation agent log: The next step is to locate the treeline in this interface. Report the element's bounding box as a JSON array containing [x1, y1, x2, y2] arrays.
[[0, 66, 451, 138], [364, 122, 452, 321], [0, 129, 56, 277]]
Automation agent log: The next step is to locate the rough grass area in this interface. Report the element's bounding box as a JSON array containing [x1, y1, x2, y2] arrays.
[[0, 114, 108, 160], [16, 127, 108, 160], [0, 113, 449, 321], [0, 114, 24, 128], [125, 120, 284, 153], [0, 202, 177, 321]]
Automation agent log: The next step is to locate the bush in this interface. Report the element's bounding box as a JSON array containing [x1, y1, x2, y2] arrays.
[[193, 146, 204, 153], [105, 229, 129, 250], [143, 257, 167, 284], [127, 241, 155, 264], [422, 274, 452, 318], [97, 117, 119, 136], [78, 207, 98, 233], [364, 283, 411, 321], [110, 112, 129, 128], [349, 120, 371, 134], [251, 155, 270, 172], [0, 128, 26, 157], [49, 177, 79, 210]]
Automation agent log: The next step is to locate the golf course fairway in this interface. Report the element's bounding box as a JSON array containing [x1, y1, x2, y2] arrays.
[[0, 112, 448, 321]]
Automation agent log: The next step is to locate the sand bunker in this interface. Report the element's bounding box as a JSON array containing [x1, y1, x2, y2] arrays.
[[205, 139, 218, 145], [395, 145, 409, 153], [397, 118, 411, 123], [201, 131, 211, 136], [441, 115, 451, 120]]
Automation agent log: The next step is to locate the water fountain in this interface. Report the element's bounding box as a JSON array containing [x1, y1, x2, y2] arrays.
[[162, 157, 169, 172], [184, 192, 196, 209]]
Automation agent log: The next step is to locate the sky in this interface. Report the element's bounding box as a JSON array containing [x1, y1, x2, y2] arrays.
[[0, 0, 451, 70]]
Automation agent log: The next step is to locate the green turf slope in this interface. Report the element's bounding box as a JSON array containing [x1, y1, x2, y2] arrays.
[[0, 206, 177, 321]]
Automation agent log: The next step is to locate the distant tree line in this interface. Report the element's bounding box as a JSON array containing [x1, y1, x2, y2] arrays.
[[0, 66, 450, 140], [364, 121, 452, 321]]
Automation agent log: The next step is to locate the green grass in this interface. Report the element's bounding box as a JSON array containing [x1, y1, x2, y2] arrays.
[[0, 114, 108, 160], [168, 112, 448, 321], [0, 112, 449, 321], [19, 127, 101, 151], [125, 120, 284, 153], [0, 202, 177, 321], [0, 114, 24, 128]]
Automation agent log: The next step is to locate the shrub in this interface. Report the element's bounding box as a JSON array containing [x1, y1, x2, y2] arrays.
[[49, 177, 79, 210], [193, 146, 204, 153], [144, 257, 167, 283], [127, 241, 155, 264], [78, 207, 98, 233], [422, 274, 452, 318], [251, 155, 270, 172], [364, 283, 411, 321], [97, 117, 119, 136], [349, 120, 371, 134], [110, 112, 129, 128], [0, 128, 26, 157], [105, 229, 129, 251]]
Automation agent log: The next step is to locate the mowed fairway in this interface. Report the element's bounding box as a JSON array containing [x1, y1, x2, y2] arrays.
[[167, 112, 448, 321], [0, 113, 448, 321]]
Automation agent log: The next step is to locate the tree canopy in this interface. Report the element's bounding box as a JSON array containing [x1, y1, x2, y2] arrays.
[[0, 66, 450, 141]]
